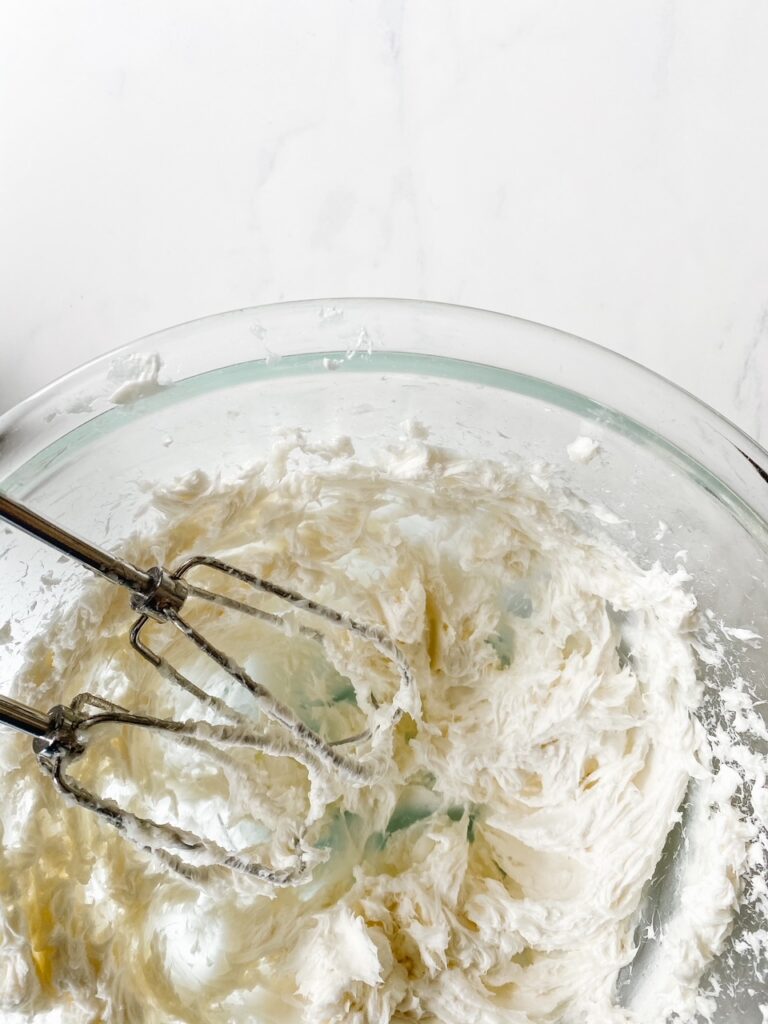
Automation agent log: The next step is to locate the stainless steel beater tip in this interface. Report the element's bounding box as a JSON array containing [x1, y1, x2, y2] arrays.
[[0, 492, 415, 886], [127, 554, 413, 785], [0, 689, 313, 885]]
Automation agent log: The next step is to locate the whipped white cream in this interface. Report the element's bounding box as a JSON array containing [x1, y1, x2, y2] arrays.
[[0, 431, 765, 1024], [566, 435, 601, 464]]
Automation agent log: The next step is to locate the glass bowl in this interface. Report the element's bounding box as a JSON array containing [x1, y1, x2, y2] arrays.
[[0, 298, 766, 1021]]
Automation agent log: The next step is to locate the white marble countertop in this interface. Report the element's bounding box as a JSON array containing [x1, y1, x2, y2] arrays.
[[1, 1, 767, 446]]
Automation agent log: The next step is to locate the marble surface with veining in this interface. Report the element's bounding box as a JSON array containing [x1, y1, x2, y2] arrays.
[[1, 1, 767, 446]]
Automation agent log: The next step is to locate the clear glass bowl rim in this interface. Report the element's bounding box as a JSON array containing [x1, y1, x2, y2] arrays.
[[1, 297, 766, 536]]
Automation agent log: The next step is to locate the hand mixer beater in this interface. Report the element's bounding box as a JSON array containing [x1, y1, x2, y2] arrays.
[[0, 493, 413, 884]]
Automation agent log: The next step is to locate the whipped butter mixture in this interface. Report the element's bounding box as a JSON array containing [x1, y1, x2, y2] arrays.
[[1, 431, 766, 1024]]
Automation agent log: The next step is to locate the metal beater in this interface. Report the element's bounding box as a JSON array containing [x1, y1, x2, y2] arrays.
[[0, 492, 413, 884]]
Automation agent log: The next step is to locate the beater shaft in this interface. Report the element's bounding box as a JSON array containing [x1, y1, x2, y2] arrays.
[[0, 492, 156, 595], [0, 692, 51, 736]]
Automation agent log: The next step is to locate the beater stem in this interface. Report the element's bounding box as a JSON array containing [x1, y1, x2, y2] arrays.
[[0, 693, 51, 737], [0, 493, 154, 595]]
